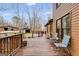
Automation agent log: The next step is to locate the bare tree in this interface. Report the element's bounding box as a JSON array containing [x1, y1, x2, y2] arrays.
[[0, 16, 5, 25], [26, 7, 41, 37]]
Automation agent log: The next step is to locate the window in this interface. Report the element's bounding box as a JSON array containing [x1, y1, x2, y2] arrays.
[[26, 29, 30, 33], [4, 28, 8, 31], [56, 13, 71, 40], [56, 19, 61, 38], [62, 14, 70, 36], [50, 22, 53, 33], [56, 3, 61, 9]]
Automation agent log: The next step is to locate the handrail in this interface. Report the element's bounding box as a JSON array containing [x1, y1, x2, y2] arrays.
[[0, 33, 23, 56], [0, 33, 22, 39]]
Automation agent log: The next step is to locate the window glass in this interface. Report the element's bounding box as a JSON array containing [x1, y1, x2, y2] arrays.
[[50, 22, 53, 32], [4, 28, 8, 31], [56, 19, 61, 38], [57, 20, 61, 29], [62, 14, 70, 36]]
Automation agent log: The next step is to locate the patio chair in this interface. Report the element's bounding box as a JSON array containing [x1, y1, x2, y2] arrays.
[[54, 35, 71, 55], [50, 33, 59, 43], [47, 34, 50, 39], [54, 35, 70, 48], [53, 33, 59, 43]]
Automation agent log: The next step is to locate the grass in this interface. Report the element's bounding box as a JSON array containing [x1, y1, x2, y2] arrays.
[[24, 33, 32, 38]]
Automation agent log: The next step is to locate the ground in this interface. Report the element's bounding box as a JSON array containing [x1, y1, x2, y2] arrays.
[[15, 35, 68, 56]]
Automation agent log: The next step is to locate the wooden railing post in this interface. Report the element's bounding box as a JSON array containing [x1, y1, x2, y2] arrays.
[[0, 39, 2, 54], [20, 34, 23, 48], [3, 39, 5, 54], [10, 37, 11, 54], [7, 38, 8, 55]]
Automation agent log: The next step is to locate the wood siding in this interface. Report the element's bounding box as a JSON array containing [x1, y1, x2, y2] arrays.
[[53, 3, 79, 55]]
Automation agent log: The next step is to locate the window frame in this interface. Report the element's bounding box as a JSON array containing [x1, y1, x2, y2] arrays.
[[56, 3, 61, 9]]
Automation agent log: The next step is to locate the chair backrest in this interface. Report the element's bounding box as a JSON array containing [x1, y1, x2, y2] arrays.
[[54, 33, 58, 40], [62, 35, 70, 47]]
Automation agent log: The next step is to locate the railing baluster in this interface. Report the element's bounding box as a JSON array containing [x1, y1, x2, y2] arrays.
[[7, 38, 8, 55], [12, 37, 13, 52], [15, 36, 17, 48], [16, 35, 18, 48], [5, 38, 7, 54], [2, 39, 4, 54], [8, 38, 10, 55], [4, 39, 5, 54], [17, 36, 19, 46], [15, 36, 16, 49], [0, 40, 1, 53], [0, 39, 2, 54], [10, 37, 13, 55], [21, 34, 22, 48], [13, 36, 14, 50], [1, 40, 2, 54], [10, 37, 11, 55], [14, 36, 15, 50]]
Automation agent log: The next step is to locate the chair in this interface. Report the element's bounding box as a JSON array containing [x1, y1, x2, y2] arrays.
[[54, 35, 70, 55], [54, 35, 70, 48], [53, 33, 59, 43], [47, 34, 50, 39], [50, 33, 58, 43]]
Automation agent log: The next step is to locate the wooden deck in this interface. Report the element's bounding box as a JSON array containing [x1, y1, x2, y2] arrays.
[[15, 36, 69, 56]]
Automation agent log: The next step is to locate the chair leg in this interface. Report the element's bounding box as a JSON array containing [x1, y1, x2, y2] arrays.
[[66, 48, 71, 56], [64, 48, 71, 56], [63, 48, 67, 56], [58, 48, 67, 56]]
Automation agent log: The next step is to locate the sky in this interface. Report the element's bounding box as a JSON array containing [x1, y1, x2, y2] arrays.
[[0, 3, 53, 28]]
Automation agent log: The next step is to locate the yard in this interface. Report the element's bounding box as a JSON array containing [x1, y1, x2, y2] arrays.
[[23, 32, 39, 38], [23, 33, 32, 38]]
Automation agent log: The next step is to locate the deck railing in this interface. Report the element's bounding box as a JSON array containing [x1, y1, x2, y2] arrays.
[[0, 34, 23, 56]]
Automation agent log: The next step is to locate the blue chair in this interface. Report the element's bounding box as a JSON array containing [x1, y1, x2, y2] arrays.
[[54, 35, 70, 48], [50, 33, 58, 44], [54, 35, 71, 55], [47, 34, 50, 39], [53, 33, 58, 43]]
